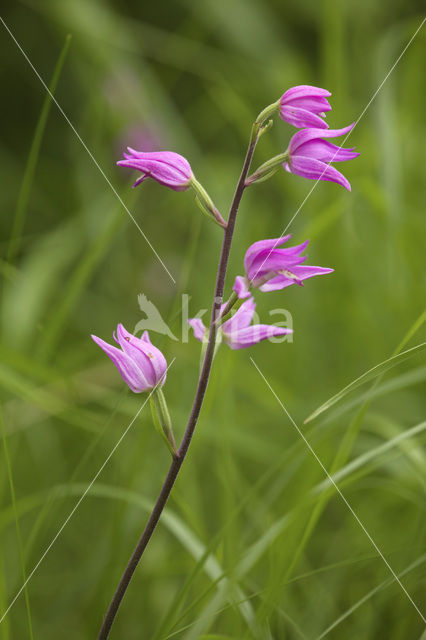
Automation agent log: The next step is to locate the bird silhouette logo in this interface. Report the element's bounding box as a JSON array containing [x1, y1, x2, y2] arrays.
[[134, 294, 178, 341]]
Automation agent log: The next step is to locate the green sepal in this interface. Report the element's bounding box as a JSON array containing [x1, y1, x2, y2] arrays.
[[246, 151, 289, 186], [250, 167, 279, 185], [191, 178, 227, 228], [216, 291, 240, 325], [254, 100, 280, 126], [194, 195, 225, 228], [258, 119, 274, 138], [150, 388, 177, 457]]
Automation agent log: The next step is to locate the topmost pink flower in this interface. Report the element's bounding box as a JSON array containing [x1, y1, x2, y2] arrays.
[[117, 149, 193, 191], [279, 85, 332, 130]]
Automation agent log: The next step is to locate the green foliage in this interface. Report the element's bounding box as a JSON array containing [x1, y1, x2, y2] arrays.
[[0, 1, 425, 638]]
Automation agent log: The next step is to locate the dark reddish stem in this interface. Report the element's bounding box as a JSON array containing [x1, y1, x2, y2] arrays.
[[98, 125, 260, 639]]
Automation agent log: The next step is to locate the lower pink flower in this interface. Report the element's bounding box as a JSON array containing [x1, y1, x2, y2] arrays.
[[92, 325, 167, 392], [189, 297, 292, 350]]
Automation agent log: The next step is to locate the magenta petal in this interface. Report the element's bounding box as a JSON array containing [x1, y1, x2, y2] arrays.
[[115, 324, 167, 387], [258, 274, 299, 291], [233, 276, 251, 299], [291, 265, 334, 279], [289, 123, 356, 154], [222, 297, 256, 334], [295, 139, 359, 163], [281, 95, 332, 113], [127, 149, 191, 170], [132, 175, 149, 188], [281, 85, 331, 101], [285, 239, 310, 255], [288, 156, 352, 191], [260, 265, 334, 291], [188, 318, 207, 342], [91, 334, 151, 393], [225, 325, 293, 350], [244, 235, 292, 273], [280, 106, 329, 130]]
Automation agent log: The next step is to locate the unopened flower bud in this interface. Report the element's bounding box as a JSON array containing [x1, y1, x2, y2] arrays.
[[117, 149, 193, 191]]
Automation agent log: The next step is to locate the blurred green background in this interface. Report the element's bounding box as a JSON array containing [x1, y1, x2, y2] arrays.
[[0, 1, 425, 638]]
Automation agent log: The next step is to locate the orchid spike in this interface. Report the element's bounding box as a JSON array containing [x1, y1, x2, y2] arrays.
[[284, 123, 359, 191], [117, 149, 193, 191], [189, 297, 292, 350], [280, 85, 331, 129], [91, 325, 167, 392], [233, 235, 333, 298]]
